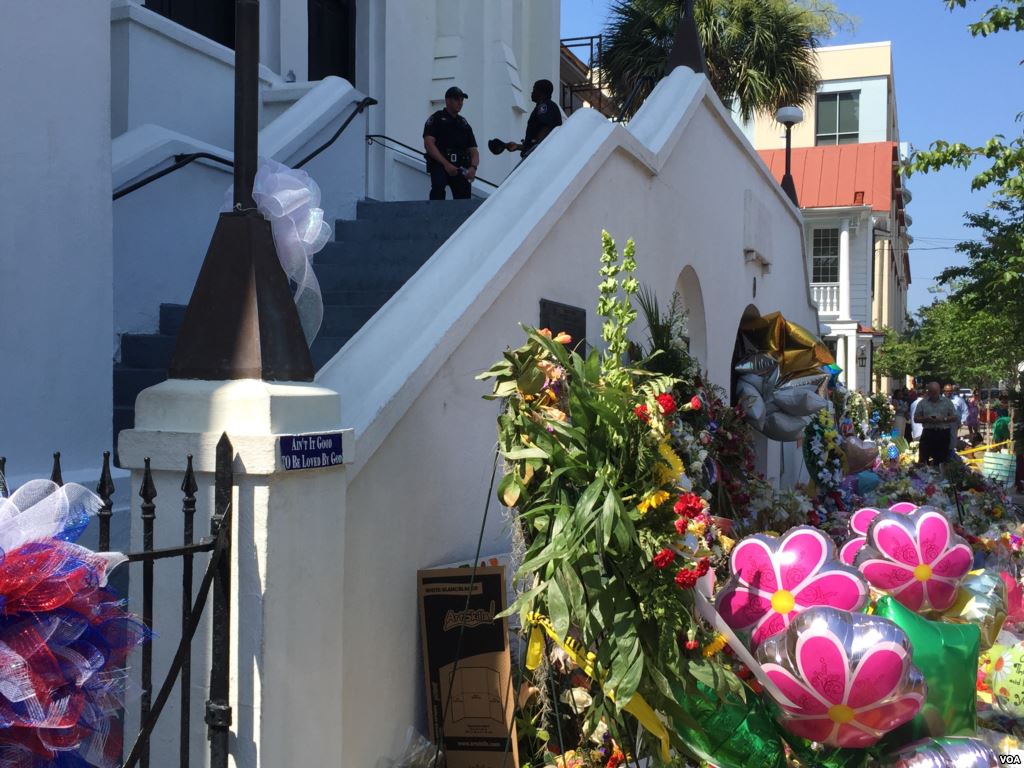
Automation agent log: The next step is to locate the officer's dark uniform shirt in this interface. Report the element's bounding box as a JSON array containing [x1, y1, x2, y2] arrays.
[[523, 99, 562, 149], [423, 109, 478, 167]]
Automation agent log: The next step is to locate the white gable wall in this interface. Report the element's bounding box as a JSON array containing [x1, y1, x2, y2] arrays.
[[324, 69, 817, 764], [0, 0, 113, 485]]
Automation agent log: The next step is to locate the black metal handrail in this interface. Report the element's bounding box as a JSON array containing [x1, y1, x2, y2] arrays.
[[113, 152, 232, 201], [365, 133, 500, 190], [112, 96, 378, 200], [614, 75, 657, 122], [295, 96, 377, 168]]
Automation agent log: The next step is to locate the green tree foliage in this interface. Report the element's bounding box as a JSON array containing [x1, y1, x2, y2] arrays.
[[906, 1, 1024, 199], [601, 0, 849, 120], [873, 326, 921, 382], [876, 299, 1018, 388]]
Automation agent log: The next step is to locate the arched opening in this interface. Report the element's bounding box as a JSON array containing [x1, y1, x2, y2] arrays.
[[674, 266, 707, 369], [731, 305, 770, 477], [730, 305, 762, 405]]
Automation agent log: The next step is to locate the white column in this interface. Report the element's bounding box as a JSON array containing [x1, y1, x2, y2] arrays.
[[120, 379, 351, 768], [880, 240, 891, 328], [839, 218, 851, 320], [836, 335, 847, 387], [846, 332, 859, 392]]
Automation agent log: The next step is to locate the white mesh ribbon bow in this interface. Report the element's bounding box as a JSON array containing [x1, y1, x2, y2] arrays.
[[224, 157, 330, 343]]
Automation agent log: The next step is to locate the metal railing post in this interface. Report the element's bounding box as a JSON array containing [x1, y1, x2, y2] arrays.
[[97, 451, 115, 551], [207, 434, 234, 768], [139, 458, 158, 768], [180, 456, 198, 768]]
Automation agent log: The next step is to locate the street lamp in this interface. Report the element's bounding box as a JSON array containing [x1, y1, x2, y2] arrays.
[[168, 0, 314, 381], [775, 105, 804, 207]]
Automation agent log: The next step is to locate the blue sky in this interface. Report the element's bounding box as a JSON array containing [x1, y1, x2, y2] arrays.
[[561, 0, 1024, 314]]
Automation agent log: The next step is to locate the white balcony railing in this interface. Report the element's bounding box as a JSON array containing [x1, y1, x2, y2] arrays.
[[811, 283, 840, 314]]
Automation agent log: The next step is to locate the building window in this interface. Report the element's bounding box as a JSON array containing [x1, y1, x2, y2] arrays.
[[815, 91, 859, 145], [812, 228, 839, 283]]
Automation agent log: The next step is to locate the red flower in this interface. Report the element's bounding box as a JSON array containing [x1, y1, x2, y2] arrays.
[[607, 750, 626, 768], [675, 568, 699, 589], [673, 493, 705, 519], [684, 639, 699, 651], [689, 395, 702, 411], [653, 548, 676, 569], [633, 404, 650, 422], [673, 517, 687, 535], [695, 558, 709, 576], [656, 393, 677, 415]]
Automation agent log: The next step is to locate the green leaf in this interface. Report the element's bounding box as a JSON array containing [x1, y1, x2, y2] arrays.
[[548, 575, 571, 640], [497, 472, 522, 507], [502, 446, 550, 460]]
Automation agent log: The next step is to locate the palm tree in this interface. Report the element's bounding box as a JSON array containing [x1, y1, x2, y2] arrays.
[[602, 0, 834, 120]]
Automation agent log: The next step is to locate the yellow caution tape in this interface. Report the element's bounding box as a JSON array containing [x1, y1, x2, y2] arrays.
[[525, 612, 671, 761]]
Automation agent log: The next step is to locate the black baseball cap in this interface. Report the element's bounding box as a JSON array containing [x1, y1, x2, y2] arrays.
[[445, 86, 469, 100]]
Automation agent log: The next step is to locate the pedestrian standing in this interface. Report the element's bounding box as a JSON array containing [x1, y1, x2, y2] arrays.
[[423, 86, 480, 200], [909, 392, 924, 442], [915, 381, 960, 466], [966, 393, 981, 441], [505, 79, 563, 159], [893, 388, 909, 439], [943, 383, 968, 452]]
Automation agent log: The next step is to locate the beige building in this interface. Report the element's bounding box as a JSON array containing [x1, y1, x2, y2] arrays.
[[750, 42, 912, 393]]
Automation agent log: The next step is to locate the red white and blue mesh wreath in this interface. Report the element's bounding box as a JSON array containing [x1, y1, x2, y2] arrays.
[[0, 480, 147, 767]]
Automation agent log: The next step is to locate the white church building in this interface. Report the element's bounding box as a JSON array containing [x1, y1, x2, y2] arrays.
[[3, 2, 824, 765]]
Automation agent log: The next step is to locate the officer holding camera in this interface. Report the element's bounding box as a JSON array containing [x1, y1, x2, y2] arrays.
[[423, 86, 479, 200]]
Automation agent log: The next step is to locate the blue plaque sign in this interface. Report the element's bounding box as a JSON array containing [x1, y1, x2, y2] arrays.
[[279, 432, 344, 470]]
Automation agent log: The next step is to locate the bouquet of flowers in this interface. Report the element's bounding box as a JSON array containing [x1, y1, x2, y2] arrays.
[[803, 408, 844, 497], [480, 233, 743, 766]]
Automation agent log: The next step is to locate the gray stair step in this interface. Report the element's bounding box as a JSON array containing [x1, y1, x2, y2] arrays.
[[310, 336, 350, 368], [113, 366, 169, 406], [321, 289, 396, 306], [321, 304, 380, 329], [113, 405, 135, 439], [121, 334, 177, 369], [314, 263, 421, 291], [313, 240, 438, 270], [159, 303, 187, 336], [333, 217, 469, 242], [354, 198, 483, 222]]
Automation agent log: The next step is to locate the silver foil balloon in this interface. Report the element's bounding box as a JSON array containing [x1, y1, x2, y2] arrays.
[[755, 606, 926, 749], [778, 372, 830, 397], [879, 737, 999, 767], [734, 353, 778, 376], [941, 569, 1008, 651]]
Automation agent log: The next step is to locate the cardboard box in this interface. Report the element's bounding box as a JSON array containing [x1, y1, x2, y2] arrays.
[[418, 566, 519, 768]]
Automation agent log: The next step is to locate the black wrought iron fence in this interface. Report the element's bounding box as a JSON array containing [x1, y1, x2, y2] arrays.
[[0, 434, 234, 768]]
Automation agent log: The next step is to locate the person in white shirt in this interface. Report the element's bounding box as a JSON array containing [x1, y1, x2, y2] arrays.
[[909, 396, 924, 440], [943, 383, 968, 451]]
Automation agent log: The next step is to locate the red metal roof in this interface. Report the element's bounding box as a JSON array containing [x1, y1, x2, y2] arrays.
[[758, 141, 899, 212]]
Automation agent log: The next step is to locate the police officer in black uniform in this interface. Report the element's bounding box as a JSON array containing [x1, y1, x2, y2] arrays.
[[423, 86, 480, 200], [506, 79, 562, 158]]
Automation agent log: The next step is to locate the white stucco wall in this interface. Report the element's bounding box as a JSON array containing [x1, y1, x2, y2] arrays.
[[0, 0, 113, 483], [111, 1, 280, 147], [319, 68, 818, 764]]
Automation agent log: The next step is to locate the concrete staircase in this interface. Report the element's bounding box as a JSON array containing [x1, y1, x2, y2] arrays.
[[113, 198, 483, 445]]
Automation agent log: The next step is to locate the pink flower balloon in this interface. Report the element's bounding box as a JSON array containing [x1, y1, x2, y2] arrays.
[[757, 606, 926, 749], [840, 502, 918, 566], [715, 526, 869, 648], [856, 507, 973, 614]]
